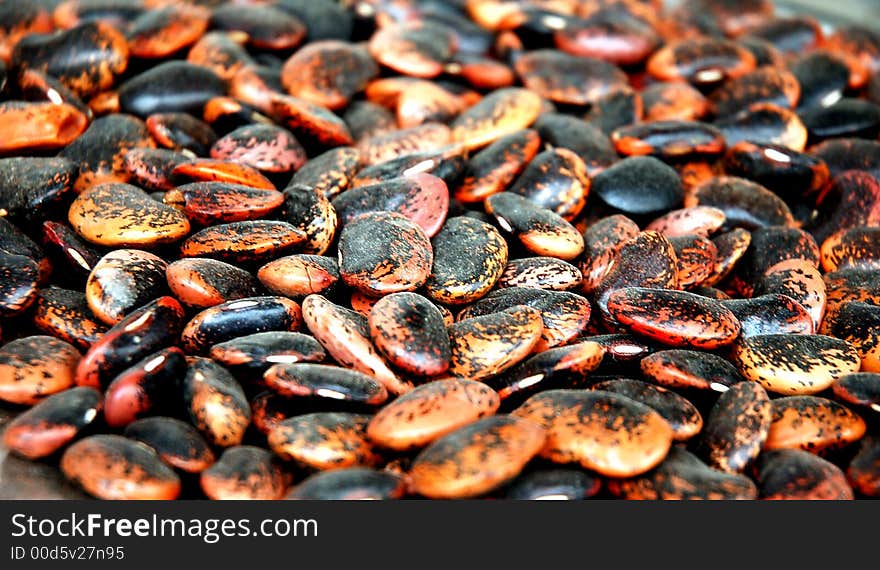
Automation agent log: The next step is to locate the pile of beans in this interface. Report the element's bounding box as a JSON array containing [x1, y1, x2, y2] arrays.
[[1, 0, 880, 500]]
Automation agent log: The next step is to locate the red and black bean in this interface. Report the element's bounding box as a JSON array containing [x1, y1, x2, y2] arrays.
[[503, 467, 602, 500], [267, 412, 379, 471], [513, 389, 673, 478], [286, 467, 405, 501], [594, 231, 678, 312], [288, 146, 360, 200], [368, 21, 456, 80], [711, 68, 800, 118], [166, 257, 262, 309], [485, 192, 584, 260], [832, 372, 880, 412], [367, 378, 500, 451], [13, 21, 128, 98], [209, 331, 324, 373], [41, 221, 103, 279], [764, 395, 866, 454], [591, 156, 683, 216], [0, 157, 76, 223], [611, 120, 725, 160], [213, 3, 305, 51], [86, 249, 168, 325], [180, 296, 302, 354], [147, 112, 217, 157], [0, 251, 39, 317], [578, 214, 640, 294], [607, 287, 741, 349], [123, 416, 215, 474], [122, 148, 188, 192], [60, 434, 181, 500], [645, 206, 726, 238], [368, 292, 451, 378], [200, 445, 288, 501], [69, 183, 190, 247], [714, 103, 808, 151], [103, 346, 186, 428], [331, 174, 449, 238], [607, 447, 758, 500], [498, 257, 583, 291], [721, 294, 815, 337], [301, 294, 410, 396], [734, 334, 861, 395], [686, 176, 795, 231], [279, 184, 337, 255], [407, 415, 545, 499], [590, 378, 703, 442], [0, 336, 80, 405], [848, 436, 880, 497], [458, 287, 591, 352], [3, 387, 102, 460], [647, 37, 756, 86], [119, 61, 225, 118], [338, 212, 432, 296], [450, 87, 542, 150], [182, 356, 251, 448], [641, 349, 744, 392], [424, 216, 508, 306], [455, 129, 541, 204], [172, 158, 276, 190], [696, 382, 772, 474], [282, 40, 377, 111], [179, 220, 306, 265], [33, 287, 108, 352], [264, 363, 387, 405], [60, 114, 155, 193], [534, 113, 618, 176], [164, 182, 284, 226], [257, 254, 338, 299], [752, 449, 854, 500], [0, 101, 88, 154], [126, 4, 209, 60], [486, 341, 605, 401], [448, 305, 544, 381], [211, 124, 306, 175], [723, 142, 830, 200]]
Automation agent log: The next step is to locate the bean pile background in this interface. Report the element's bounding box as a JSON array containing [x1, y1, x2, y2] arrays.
[[1, 0, 880, 500]]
